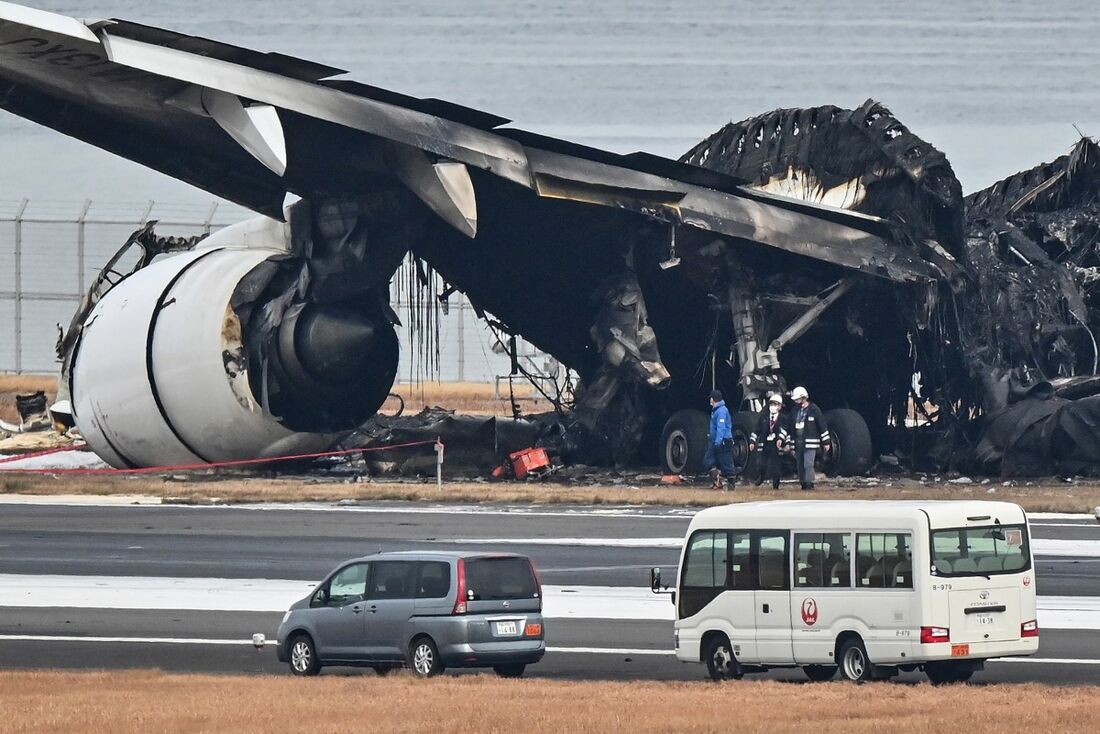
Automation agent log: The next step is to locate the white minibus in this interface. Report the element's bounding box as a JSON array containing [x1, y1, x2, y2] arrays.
[[654, 500, 1038, 683]]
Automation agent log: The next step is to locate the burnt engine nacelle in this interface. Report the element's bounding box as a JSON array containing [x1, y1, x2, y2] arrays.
[[70, 216, 399, 468]]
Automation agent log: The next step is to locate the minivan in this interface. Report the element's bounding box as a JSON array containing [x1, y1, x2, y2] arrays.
[[276, 551, 546, 677]]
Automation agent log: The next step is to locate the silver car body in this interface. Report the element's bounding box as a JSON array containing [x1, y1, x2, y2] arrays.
[[276, 551, 545, 670]]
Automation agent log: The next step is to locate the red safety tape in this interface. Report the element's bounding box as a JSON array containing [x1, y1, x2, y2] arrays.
[[0, 439, 442, 476], [0, 445, 86, 465]]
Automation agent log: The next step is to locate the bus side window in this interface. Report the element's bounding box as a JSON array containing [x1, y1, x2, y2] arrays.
[[794, 533, 825, 588], [756, 532, 788, 590], [679, 530, 731, 618], [856, 533, 913, 589]]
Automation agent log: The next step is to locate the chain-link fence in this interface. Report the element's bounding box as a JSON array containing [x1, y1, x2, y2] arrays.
[[0, 199, 555, 384]]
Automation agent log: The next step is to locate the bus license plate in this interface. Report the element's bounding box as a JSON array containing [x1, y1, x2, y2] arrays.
[[975, 614, 995, 626], [495, 621, 518, 636], [951, 644, 970, 657]]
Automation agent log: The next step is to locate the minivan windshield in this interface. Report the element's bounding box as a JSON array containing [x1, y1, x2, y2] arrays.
[[930, 524, 1030, 577], [466, 557, 539, 600]]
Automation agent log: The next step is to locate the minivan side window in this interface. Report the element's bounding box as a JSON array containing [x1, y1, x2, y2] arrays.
[[416, 561, 452, 598], [795, 533, 852, 588], [855, 533, 913, 589], [368, 560, 418, 600], [327, 562, 369, 606]]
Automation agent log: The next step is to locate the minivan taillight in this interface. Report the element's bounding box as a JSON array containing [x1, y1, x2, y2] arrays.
[[920, 626, 950, 644], [530, 560, 543, 610], [453, 558, 468, 615], [1021, 619, 1039, 638]]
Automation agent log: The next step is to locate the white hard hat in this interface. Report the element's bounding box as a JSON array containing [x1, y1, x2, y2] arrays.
[[791, 386, 809, 401], [768, 393, 783, 404]]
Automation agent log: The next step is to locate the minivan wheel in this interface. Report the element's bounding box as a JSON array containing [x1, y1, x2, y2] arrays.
[[703, 635, 742, 681], [493, 664, 526, 678], [409, 637, 444, 678], [803, 664, 838, 682], [288, 634, 321, 676], [838, 638, 872, 682]]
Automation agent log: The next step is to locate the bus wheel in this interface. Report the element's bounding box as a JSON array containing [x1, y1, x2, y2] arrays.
[[803, 664, 837, 682], [838, 638, 872, 682], [703, 635, 742, 681], [925, 662, 973, 685]]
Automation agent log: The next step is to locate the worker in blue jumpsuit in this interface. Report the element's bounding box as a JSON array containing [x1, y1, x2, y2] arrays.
[[704, 389, 737, 490]]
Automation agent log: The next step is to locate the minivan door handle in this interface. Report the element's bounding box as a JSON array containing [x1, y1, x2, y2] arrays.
[[762, 604, 770, 614], [368, 605, 378, 613], [351, 605, 362, 614]]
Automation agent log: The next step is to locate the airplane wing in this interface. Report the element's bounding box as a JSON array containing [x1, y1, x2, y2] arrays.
[[0, 2, 937, 283]]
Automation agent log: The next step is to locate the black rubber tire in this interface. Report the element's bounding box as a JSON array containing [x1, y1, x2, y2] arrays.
[[703, 635, 742, 681], [837, 638, 872, 682], [493, 664, 526, 678], [803, 664, 838, 682], [408, 636, 445, 678], [287, 634, 321, 677], [659, 409, 710, 474], [821, 408, 873, 477], [925, 662, 974, 685], [731, 411, 757, 476]]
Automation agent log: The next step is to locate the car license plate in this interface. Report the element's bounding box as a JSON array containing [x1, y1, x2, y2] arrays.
[[951, 643, 970, 657], [975, 614, 995, 626], [495, 621, 518, 636]]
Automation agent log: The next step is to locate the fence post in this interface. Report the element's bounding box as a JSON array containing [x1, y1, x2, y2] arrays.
[[13, 198, 28, 374], [77, 199, 91, 294], [456, 297, 466, 382], [203, 201, 219, 234]]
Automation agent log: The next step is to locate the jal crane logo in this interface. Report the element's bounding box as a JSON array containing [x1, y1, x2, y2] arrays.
[[801, 597, 819, 626]]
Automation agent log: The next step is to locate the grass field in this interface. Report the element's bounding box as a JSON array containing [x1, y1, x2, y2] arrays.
[[0, 671, 1094, 734], [2, 470, 1099, 513]]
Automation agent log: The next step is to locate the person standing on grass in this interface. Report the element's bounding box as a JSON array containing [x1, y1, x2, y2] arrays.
[[791, 386, 830, 491], [749, 392, 789, 489], [704, 389, 737, 490]]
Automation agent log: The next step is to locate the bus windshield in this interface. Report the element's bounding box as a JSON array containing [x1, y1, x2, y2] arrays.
[[930, 524, 1030, 577]]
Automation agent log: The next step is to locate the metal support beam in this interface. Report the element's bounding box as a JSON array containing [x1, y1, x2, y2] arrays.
[[769, 277, 858, 352]]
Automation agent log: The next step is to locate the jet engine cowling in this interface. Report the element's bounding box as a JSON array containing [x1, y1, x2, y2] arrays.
[[70, 218, 400, 469]]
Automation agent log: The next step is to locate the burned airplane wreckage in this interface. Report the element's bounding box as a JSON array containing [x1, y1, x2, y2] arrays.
[[4, 5, 1100, 478]]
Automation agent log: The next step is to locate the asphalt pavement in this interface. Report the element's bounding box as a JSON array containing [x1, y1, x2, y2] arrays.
[[1, 499, 1098, 684]]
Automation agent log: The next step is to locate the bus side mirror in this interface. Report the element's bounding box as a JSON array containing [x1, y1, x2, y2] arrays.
[[650, 567, 667, 594]]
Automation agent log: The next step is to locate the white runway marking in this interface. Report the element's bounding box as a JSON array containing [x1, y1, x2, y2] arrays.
[[0, 634, 256, 646], [1, 575, 1098, 629], [0, 636, 1096, 667]]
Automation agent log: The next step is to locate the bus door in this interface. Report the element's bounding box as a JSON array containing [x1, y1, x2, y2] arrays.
[[753, 531, 793, 664]]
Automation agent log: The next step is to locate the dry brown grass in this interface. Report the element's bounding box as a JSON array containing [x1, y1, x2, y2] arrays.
[[2, 471, 1099, 513], [0, 373, 58, 424], [0, 670, 1094, 734], [385, 380, 546, 416]]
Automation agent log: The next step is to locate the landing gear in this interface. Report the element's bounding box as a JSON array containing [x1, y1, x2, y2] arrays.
[[820, 408, 873, 476], [659, 410, 710, 474]]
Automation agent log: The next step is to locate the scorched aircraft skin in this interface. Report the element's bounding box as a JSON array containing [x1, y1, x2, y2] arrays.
[[2, 3, 1098, 476]]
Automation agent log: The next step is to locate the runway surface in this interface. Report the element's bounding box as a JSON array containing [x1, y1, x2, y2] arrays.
[[1, 498, 1099, 684]]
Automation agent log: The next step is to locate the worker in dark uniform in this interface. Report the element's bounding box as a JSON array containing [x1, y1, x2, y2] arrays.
[[749, 392, 789, 489], [791, 386, 830, 490], [703, 389, 737, 490]]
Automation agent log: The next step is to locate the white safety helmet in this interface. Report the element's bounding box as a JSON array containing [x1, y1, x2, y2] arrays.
[[791, 386, 809, 401], [767, 393, 783, 405]]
